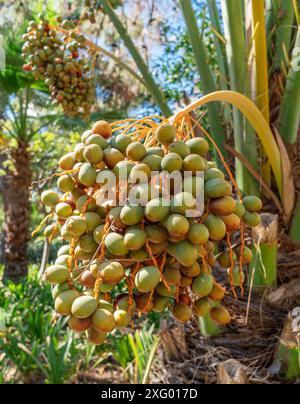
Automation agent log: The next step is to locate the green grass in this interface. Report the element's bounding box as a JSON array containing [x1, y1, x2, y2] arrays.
[[111, 325, 160, 384], [0, 271, 99, 383], [0, 268, 160, 384]]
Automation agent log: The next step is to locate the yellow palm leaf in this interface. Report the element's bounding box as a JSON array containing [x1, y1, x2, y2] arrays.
[[0, 135, 7, 148], [171, 90, 283, 197]]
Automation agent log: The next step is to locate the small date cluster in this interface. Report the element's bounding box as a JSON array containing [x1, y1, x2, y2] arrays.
[[22, 19, 94, 119]]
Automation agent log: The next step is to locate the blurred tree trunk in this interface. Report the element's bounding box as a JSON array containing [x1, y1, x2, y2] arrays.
[[3, 140, 31, 282], [0, 152, 8, 264]]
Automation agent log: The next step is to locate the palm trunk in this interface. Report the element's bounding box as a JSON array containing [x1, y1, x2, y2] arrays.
[[275, 0, 295, 72], [251, 0, 272, 187], [100, 0, 172, 117], [0, 152, 8, 265], [207, 0, 229, 89], [3, 140, 31, 282], [179, 0, 229, 168], [249, 213, 278, 292], [290, 196, 300, 241], [221, 0, 260, 196], [266, 0, 276, 38], [278, 27, 300, 144]]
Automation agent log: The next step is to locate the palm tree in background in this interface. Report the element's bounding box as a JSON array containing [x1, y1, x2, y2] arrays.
[[0, 31, 53, 281], [0, 7, 129, 282]]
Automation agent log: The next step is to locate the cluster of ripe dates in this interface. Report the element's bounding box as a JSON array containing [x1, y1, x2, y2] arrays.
[[40, 119, 262, 344]]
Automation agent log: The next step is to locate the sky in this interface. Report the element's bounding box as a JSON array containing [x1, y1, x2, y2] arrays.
[[0, 0, 216, 119]]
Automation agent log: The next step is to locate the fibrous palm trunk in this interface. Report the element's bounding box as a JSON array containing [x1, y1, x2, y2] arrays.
[[0, 152, 8, 264], [3, 140, 31, 282]]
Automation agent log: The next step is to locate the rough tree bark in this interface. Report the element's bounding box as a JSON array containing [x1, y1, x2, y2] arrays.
[[0, 152, 8, 264], [2, 140, 31, 282]]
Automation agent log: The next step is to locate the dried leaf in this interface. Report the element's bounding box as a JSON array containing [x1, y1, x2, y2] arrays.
[[273, 127, 295, 223]]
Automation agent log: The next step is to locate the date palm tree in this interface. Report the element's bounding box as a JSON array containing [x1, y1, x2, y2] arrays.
[[0, 14, 58, 281], [0, 63, 53, 282]]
